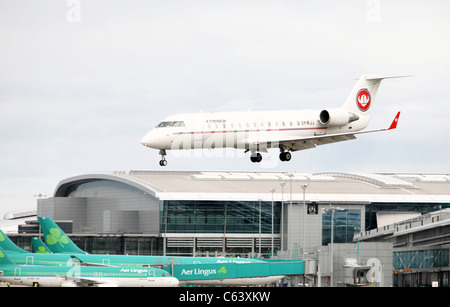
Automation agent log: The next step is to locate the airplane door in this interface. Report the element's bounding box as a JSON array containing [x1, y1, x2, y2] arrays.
[[102, 258, 110, 265], [148, 269, 155, 282], [148, 269, 155, 277], [26, 256, 34, 265], [14, 268, 21, 280]]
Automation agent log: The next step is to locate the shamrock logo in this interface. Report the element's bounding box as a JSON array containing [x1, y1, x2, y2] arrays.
[[46, 228, 69, 248], [0, 232, 5, 241], [218, 266, 227, 274], [36, 246, 50, 254], [0, 250, 4, 258]]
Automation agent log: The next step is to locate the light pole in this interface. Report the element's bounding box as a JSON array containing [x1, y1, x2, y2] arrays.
[[323, 205, 343, 287], [288, 173, 294, 258], [301, 183, 308, 260], [280, 182, 286, 253], [258, 199, 262, 257], [270, 188, 276, 258]]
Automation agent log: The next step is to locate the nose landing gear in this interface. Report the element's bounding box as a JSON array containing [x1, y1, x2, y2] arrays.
[[159, 150, 167, 166]]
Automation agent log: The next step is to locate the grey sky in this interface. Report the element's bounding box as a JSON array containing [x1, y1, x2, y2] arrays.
[[1, 1, 449, 218]]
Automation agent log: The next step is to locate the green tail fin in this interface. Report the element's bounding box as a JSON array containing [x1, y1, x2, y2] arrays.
[[0, 246, 17, 266], [38, 217, 87, 254], [0, 229, 29, 253], [32, 237, 52, 254]]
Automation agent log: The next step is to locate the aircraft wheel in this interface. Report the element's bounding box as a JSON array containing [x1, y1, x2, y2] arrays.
[[159, 160, 168, 166], [284, 152, 291, 161], [280, 152, 292, 162], [250, 153, 262, 163]]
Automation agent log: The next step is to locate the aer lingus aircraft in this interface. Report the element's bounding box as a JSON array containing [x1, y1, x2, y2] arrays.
[[141, 74, 408, 166], [37, 217, 285, 286], [0, 247, 179, 287], [1, 226, 259, 268], [3, 218, 281, 286]]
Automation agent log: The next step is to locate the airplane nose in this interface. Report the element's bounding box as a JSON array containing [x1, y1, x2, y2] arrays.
[[141, 129, 168, 149], [169, 277, 179, 287], [141, 130, 157, 148]]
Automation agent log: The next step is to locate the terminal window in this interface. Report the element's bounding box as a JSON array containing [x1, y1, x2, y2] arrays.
[[322, 209, 361, 245], [160, 200, 281, 234]]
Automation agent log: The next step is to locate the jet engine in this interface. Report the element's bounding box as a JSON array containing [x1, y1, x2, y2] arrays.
[[319, 109, 359, 126]]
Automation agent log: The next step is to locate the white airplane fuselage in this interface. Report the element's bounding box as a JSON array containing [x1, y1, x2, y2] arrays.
[[141, 109, 368, 151], [142, 74, 405, 165]]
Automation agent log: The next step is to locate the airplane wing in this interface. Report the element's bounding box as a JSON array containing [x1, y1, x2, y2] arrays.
[[58, 274, 119, 287], [70, 256, 115, 267], [252, 112, 400, 152]]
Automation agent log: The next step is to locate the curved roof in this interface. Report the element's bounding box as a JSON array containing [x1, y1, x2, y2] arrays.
[[54, 171, 450, 203]]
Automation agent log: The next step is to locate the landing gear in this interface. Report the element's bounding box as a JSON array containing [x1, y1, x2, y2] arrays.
[[279, 151, 291, 162], [159, 149, 167, 166], [250, 152, 262, 163]]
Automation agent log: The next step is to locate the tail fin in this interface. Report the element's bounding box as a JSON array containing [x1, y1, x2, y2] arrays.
[[0, 246, 17, 266], [0, 229, 29, 254], [32, 237, 52, 254], [342, 74, 412, 127], [38, 217, 87, 254]]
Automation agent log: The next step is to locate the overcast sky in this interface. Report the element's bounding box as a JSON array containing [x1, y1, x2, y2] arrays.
[[1, 0, 449, 218]]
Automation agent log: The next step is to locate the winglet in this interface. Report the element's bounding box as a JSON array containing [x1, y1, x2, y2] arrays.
[[388, 112, 401, 130]]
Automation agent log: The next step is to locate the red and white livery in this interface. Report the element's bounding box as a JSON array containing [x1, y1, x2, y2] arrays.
[[141, 74, 409, 166]]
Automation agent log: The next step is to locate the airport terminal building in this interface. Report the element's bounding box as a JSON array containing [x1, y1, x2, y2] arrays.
[[36, 171, 450, 262]]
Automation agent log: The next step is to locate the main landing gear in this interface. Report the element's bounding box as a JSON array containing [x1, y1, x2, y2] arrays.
[[159, 149, 167, 166], [279, 151, 291, 162], [247, 151, 292, 163], [250, 152, 262, 163]]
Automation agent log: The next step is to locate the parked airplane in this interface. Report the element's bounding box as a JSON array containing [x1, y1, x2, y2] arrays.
[[0, 220, 283, 286], [141, 74, 408, 166], [0, 247, 179, 287], [1, 227, 259, 267]]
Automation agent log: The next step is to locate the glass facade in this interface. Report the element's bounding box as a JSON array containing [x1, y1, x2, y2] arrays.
[[11, 235, 163, 256], [394, 249, 449, 270], [160, 200, 281, 234], [365, 202, 450, 231], [322, 209, 361, 245]]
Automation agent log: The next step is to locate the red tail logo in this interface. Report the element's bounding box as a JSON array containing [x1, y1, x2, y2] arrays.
[[356, 89, 371, 112]]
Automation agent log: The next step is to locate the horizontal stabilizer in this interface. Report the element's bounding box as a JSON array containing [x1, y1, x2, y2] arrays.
[[365, 75, 414, 81]]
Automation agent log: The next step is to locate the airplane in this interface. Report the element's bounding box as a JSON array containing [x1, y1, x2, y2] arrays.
[[0, 247, 179, 287], [1, 221, 284, 286], [141, 74, 409, 166], [1, 227, 259, 267]]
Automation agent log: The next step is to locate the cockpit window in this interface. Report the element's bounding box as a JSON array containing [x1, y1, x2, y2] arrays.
[[157, 121, 173, 128], [172, 121, 185, 127], [156, 121, 185, 128]]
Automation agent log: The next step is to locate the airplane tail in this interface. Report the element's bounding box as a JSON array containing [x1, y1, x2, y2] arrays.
[[32, 237, 52, 254], [341, 74, 411, 128], [0, 246, 17, 266], [38, 217, 87, 254], [0, 229, 29, 254]]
